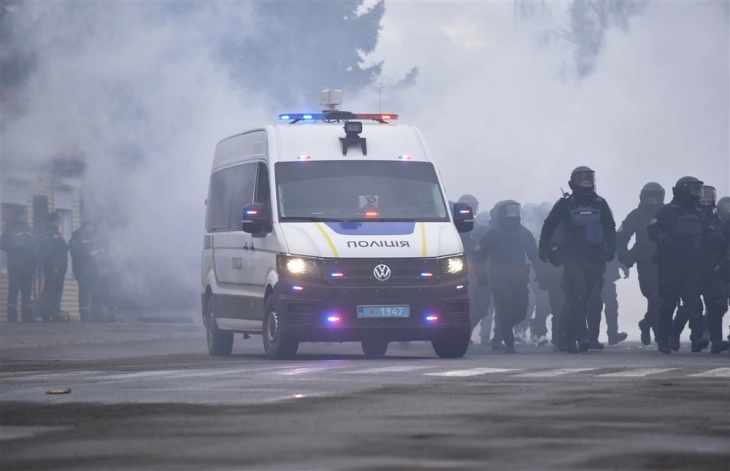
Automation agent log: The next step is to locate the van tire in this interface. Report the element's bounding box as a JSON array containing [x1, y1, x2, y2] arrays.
[[206, 303, 234, 356], [432, 331, 469, 358], [361, 338, 389, 358], [263, 297, 298, 359]]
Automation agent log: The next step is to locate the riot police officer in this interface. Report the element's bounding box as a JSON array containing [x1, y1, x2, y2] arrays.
[[677, 186, 728, 353], [520, 203, 550, 345], [647, 176, 707, 354], [617, 182, 665, 345], [70, 219, 104, 322], [473, 201, 539, 353], [1, 207, 37, 322], [539, 167, 617, 353], [717, 196, 730, 344], [40, 212, 69, 322]]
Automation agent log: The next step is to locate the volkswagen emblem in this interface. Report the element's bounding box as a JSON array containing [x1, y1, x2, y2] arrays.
[[373, 264, 391, 282]]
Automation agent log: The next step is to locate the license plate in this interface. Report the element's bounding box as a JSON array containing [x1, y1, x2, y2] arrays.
[[357, 305, 410, 318]]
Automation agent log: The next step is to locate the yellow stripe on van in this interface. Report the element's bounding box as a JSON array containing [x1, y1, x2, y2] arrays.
[[314, 222, 339, 258], [419, 222, 427, 257]]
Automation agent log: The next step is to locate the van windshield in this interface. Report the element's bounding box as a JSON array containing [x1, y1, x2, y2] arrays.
[[275, 161, 450, 222]]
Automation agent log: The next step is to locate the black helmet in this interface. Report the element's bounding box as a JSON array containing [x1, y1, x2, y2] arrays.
[[672, 176, 704, 203], [458, 194, 479, 214], [640, 182, 665, 206], [569, 166, 595, 196], [497, 200, 522, 226], [717, 196, 730, 222], [699, 185, 717, 207]]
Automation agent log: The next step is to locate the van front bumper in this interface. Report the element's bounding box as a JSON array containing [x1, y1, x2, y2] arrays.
[[273, 276, 470, 342]]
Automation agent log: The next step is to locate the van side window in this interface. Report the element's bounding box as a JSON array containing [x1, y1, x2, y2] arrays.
[[255, 163, 271, 217], [206, 163, 257, 232]]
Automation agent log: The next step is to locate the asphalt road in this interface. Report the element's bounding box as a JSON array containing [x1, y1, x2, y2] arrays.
[[1, 324, 728, 471]]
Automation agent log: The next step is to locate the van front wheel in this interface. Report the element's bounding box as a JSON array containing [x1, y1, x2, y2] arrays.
[[263, 297, 298, 359], [432, 331, 470, 358], [206, 303, 233, 356]]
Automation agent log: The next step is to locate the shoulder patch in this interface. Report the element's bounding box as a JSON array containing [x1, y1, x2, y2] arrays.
[[649, 218, 658, 225]]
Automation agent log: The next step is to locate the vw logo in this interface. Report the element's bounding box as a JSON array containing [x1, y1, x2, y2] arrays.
[[373, 264, 392, 282]]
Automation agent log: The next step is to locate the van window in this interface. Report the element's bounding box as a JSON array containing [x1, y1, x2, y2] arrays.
[[206, 163, 257, 232], [275, 161, 449, 222]]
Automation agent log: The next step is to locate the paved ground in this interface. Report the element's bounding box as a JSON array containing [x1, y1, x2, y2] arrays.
[[0, 324, 728, 470]]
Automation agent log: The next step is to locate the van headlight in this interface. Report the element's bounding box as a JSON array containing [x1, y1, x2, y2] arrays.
[[278, 255, 320, 276], [442, 256, 466, 275]]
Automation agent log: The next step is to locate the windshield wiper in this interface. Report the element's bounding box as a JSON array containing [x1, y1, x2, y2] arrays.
[[281, 217, 417, 223], [281, 217, 345, 222]]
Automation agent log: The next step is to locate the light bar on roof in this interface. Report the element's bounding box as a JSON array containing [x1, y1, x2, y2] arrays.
[[278, 113, 398, 122]]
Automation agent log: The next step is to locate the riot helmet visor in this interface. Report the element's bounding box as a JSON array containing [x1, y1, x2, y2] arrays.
[[687, 181, 704, 198], [699, 186, 716, 206], [571, 170, 595, 188], [500, 202, 522, 218]]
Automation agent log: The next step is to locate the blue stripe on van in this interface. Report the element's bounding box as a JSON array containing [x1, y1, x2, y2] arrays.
[[324, 222, 416, 236]]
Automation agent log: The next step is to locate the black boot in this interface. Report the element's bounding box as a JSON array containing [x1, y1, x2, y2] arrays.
[[608, 332, 628, 346], [657, 340, 672, 354], [711, 340, 730, 354], [588, 339, 605, 350], [691, 338, 709, 353], [638, 320, 651, 346], [669, 335, 681, 352], [567, 340, 579, 354], [578, 338, 591, 352]]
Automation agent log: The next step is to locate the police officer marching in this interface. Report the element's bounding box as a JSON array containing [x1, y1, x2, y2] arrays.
[[539, 166, 617, 353], [472, 200, 539, 353], [617, 182, 665, 345], [647, 177, 708, 354], [1, 207, 37, 323], [695, 186, 728, 353], [40, 211, 69, 322]]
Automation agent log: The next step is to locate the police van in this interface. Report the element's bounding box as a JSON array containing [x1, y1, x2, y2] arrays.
[[201, 90, 474, 359]]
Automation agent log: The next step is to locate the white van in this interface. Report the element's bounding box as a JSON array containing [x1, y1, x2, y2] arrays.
[[201, 92, 474, 359]]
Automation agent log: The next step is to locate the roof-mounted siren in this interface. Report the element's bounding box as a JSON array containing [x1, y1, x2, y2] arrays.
[[319, 89, 343, 111]]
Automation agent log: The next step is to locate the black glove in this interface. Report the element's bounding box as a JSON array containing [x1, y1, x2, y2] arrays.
[[605, 251, 615, 262], [538, 247, 549, 263]]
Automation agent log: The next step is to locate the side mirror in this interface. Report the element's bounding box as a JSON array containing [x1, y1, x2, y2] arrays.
[[452, 203, 474, 233], [241, 203, 270, 234]]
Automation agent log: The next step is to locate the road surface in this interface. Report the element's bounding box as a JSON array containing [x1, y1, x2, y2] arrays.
[[1, 324, 728, 470]]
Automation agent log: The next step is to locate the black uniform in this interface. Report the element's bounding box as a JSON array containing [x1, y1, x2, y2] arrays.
[[647, 178, 706, 353], [673, 188, 729, 352], [1, 219, 37, 322], [40, 226, 68, 321], [540, 190, 616, 351], [617, 200, 664, 343], [473, 202, 539, 352], [70, 225, 102, 322]]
